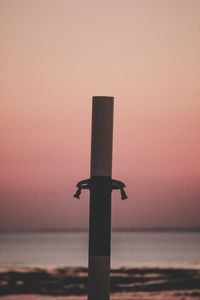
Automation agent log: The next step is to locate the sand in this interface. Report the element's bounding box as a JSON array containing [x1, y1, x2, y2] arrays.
[[1, 292, 200, 300], [1, 267, 200, 299]]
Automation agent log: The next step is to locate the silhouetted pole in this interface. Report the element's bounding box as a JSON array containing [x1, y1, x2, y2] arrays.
[[74, 96, 127, 300], [88, 96, 114, 300]]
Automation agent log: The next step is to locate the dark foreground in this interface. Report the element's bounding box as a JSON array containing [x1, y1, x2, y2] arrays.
[[0, 267, 200, 299]]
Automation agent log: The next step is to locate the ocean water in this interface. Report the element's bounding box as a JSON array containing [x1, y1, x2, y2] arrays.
[[0, 231, 200, 269]]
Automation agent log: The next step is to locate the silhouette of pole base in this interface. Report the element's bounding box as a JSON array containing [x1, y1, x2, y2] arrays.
[[88, 176, 112, 300], [88, 256, 110, 300]]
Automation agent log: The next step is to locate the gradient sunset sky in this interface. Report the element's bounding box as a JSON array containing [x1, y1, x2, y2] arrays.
[[1, 0, 200, 231]]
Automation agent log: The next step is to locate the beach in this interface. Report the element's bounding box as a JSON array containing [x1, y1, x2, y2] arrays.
[[0, 267, 200, 300], [1, 231, 200, 299]]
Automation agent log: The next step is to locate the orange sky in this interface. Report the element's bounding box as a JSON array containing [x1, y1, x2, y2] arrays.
[[1, 0, 200, 231]]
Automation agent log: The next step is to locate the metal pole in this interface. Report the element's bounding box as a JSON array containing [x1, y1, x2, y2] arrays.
[[88, 96, 114, 300], [73, 96, 127, 300]]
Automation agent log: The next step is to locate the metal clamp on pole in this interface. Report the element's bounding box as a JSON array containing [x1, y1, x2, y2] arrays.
[[74, 178, 128, 200]]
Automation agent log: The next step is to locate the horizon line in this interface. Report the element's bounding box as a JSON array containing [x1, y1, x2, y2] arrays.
[[1, 227, 200, 233]]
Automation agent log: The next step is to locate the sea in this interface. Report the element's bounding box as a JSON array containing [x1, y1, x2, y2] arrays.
[[0, 231, 200, 269]]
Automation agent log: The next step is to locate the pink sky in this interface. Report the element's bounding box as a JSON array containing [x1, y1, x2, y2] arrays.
[[1, 0, 200, 231]]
